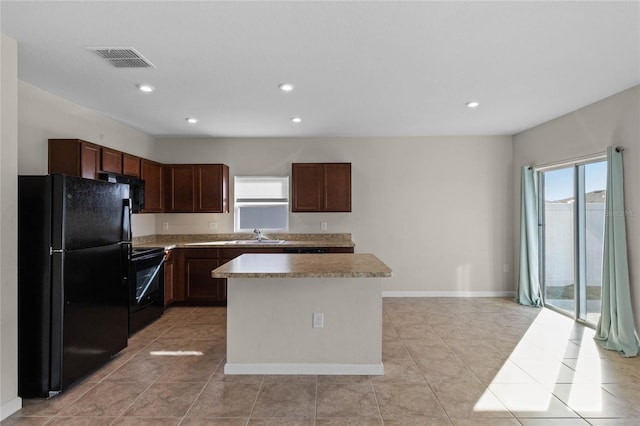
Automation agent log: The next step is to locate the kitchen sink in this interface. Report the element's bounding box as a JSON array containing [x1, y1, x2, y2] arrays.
[[227, 239, 286, 245]]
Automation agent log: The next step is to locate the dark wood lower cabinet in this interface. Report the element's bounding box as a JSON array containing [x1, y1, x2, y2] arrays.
[[163, 250, 175, 307], [170, 249, 226, 305], [185, 258, 225, 302], [165, 246, 354, 306]]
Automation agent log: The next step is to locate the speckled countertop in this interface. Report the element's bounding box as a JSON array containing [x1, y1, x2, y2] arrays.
[[133, 233, 355, 250], [211, 253, 392, 279]]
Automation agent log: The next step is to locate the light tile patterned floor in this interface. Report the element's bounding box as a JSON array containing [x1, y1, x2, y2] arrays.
[[4, 298, 640, 425]]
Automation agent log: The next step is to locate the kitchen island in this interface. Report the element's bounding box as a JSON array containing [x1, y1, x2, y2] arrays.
[[212, 253, 392, 375], [134, 233, 355, 306]]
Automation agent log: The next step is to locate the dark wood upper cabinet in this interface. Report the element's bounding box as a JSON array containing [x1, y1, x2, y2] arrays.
[[323, 163, 352, 212], [140, 159, 164, 213], [165, 164, 195, 212], [292, 163, 351, 212], [165, 164, 229, 213], [291, 163, 324, 212], [196, 164, 229, 213], [79, 142, 100, 180], [100, 147, 123, 174], [122, 153, 141, 178], [48, 139, 100, 180], [49, 138, 228, 215]]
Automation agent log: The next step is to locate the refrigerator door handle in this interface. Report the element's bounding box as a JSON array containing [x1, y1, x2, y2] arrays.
[[120, 243, 130, 289], [122, 198, 132, 243]]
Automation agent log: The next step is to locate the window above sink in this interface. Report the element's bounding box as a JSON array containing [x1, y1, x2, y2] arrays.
[[234, 176, 289, 232]]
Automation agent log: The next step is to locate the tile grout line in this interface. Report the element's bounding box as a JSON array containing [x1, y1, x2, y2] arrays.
[[314, 375, 318, 425], [394, 316, 454, 425], [167, 309, 237, 424], [369, 372, 385, 426], [44, 331, 164, 424], [11, 300, 640, 424], [244, 373, 266, 425], [178, 356, 226, 425], [432, 316, 524, 424]]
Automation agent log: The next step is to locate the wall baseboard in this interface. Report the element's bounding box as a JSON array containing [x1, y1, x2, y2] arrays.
[[224, 362, 384, 376], [383, 291, 516, 298], [0, 397, 22, 421]]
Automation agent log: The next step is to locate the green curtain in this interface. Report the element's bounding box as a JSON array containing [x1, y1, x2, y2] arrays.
[[595, 147, 639, 357], [517, 166, 542, 307]]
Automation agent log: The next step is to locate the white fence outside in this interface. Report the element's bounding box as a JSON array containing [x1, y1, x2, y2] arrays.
[[544, 203, 605, 287]]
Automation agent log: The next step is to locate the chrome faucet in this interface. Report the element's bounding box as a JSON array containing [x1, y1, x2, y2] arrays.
[[253, 228, 263, 242]]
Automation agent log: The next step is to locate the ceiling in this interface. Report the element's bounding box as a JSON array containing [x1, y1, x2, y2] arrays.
[[2, 1, 639, 138]]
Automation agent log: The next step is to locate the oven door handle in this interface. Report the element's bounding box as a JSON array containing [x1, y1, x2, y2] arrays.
[[136, 262, 163, 303]]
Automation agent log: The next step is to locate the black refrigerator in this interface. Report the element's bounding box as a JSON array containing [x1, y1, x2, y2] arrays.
[[18, 174, 131, 398]]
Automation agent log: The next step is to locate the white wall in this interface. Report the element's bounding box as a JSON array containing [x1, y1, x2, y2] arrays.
[[513, 85, 640, 332], [0, 33, 21, 420], [156, 136, 515, 295], [17, 81, 158, 237], [15, 79, 516, 296]]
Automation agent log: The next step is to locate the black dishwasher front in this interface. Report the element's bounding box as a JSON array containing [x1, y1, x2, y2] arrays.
[[283, 247, 329, 254]]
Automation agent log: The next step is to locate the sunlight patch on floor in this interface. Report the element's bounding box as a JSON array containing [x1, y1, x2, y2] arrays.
[[149, 350, 204, 356], [474, 308, 603, 414]]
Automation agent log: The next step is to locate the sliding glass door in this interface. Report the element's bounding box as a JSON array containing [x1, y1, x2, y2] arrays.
[[540, 167, 576, 316], [539, 160, 606, 325]]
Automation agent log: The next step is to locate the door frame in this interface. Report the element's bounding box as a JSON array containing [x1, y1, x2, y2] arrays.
[[537, 155, 606, 327]]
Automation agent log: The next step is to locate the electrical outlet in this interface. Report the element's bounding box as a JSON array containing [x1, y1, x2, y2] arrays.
[[162, 222, 169, 231], [209, 222, 217, 231], [320, 222, 328, 231], [503, 264, 510, 273], [312, 312, 324, 328]]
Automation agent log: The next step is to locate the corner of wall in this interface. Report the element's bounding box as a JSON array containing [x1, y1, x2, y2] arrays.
[[0, 32, 22, 420]]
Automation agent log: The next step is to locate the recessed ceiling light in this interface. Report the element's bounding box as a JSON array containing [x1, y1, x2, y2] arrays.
[[466, 101, 480, 108], [185, 117, 198, 124], [291, 117, 302, 123], [136, 83, 154, 93], [279, 83, 295, 92]]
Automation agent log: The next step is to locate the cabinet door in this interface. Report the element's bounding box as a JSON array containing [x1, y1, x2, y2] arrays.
[[80, 141, 100, 179], [122, 153, 141, 177], [185, 258, 225, 303], [182, 249, 225, 304], [166, 165, 195, 212], [140, 159, 164, 213], [196, 164, 229, 213], [101, 147, 123, 174], [49, 139, 98, 178], [292, 163, 324, 212], [164, 251, 175, 306], [48, 139, 77, 176], [324, 163, 351, 212]]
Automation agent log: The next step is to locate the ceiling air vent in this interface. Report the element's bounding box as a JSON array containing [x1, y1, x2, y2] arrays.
[[86, 47, 155, 68]]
